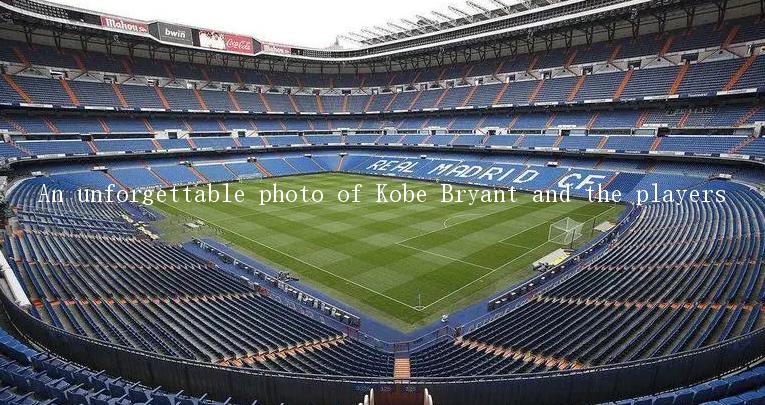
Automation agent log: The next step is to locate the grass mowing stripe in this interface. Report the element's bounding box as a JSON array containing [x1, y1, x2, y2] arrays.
[[153, 199, 422, 311], [152, 173, 625, 331]]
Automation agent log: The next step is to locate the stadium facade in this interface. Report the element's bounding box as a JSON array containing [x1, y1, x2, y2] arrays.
[[0, 0, 763, 404]]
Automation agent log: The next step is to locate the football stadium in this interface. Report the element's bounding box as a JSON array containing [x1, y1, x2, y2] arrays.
[[0, 0, 762, 403]]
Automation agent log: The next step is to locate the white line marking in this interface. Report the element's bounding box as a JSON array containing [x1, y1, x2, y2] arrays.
[[442, 213, 481, 229], [397, 203, 534, 245], [159, 202, 423, 311], [420, 242, 552, 310], [396, 243, 494, 271], [422, 204, 617, 310]]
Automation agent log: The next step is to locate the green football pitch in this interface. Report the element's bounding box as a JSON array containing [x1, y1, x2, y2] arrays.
[[153, 173, 623, 332]]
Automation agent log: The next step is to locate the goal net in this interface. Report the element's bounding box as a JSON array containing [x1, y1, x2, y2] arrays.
[[548, 217, 584, 245]]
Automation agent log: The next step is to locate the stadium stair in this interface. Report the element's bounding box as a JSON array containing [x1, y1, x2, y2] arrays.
[[218, 119, 228, 132], [475, 116, 487, 131], [613, 69, 633, 99], [607, 44, 622, 65], [386, 72, 398, 88], [254, 161, 272, 177], [513, 134, 526, 147], [723, 54, 757, 91], [669, 61, 690, 95], [188, 165, 210, 183], [287, 94, 300, 112], [636, 111, 649, 128], [104, 172, 128, 190], [528, 79, 545, 103], [257, 92, 272, 112], [315, 94, 324, 113], [553, 135, 564, 148], [232, 136, 242, 148], [677, 110, 691, 128], [41, 117, 59, 134], [461, 85, 478, 107], [336, 155, 345, 171], [192, 89, 209, 110], [153, 86, 171, 109], [150, 138, 162, 150], [456, 337, 581, 371], [587, 112, 600, 130], [364, 93, 377, 112], [233, 71, 245, 88], [650, 137, 663, 151], [463, 64, 475, 80], [722, 25, 740, 48], [410, 70, 422, 85], [658, 35, 674, 57], [111, 83, 129, 108], [227, 91, 242, 111], [508, 114, 520, 129], [596, 135, 609, 149], [11, 47, 29, 66], [221, 335, 346, 367], [493, 82, 510, 104], [120, 58, 133, 76], [182, 118, 193, 132], [2, 74, 32, 103], [142, 118, 154, 133], [545, 113, 557, 130], [97, 118, 110, 134], [408, 91, 423, 110], [446, 118, 457, 131], [568, 75, 586, 102], [394, 355, 412, 380], [735, 105, 762, 126], [148, 167, 174, 187], [162, 64, 175, 80], [527, 54, 539, 72], [59, 79, 80, 106], [10, 140, 30, 155], [493, 59, 506, 80], [187, 137, 197, 149], [341, 95, 349, 112], [730, 137, 757, 154], [2, 116, 26, 134], [564, 50, 578, 72], [72, 53, 87, 72], [434, 87, 450, 108]]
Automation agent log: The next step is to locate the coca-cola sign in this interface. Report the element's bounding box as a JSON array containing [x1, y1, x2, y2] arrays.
[[198, 30, 254, 55], [261, 42, 292, 56], [100, 15, 149, 34]]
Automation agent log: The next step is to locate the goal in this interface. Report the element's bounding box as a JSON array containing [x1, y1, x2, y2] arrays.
[[237, 173, 263, 181], [548, 217, 584, 245]]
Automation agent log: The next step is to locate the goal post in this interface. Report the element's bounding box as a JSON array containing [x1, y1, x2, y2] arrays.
[[237, 173, 263, 182], [548, 217, 584, 245]]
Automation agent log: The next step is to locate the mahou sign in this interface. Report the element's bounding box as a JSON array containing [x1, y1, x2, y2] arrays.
[[100, 15, 149, 34], [261, 43, 292, 56]]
